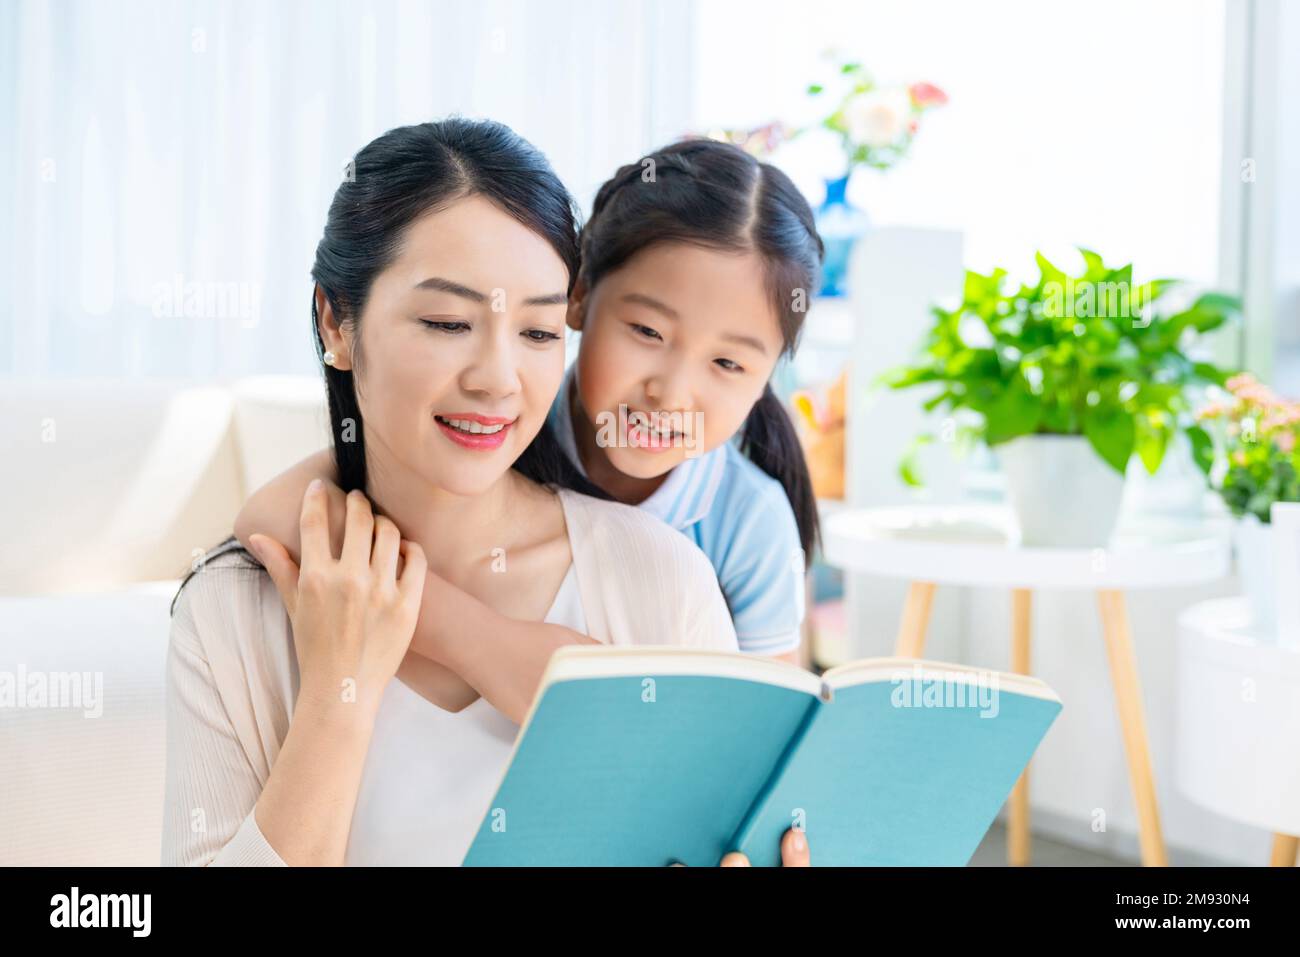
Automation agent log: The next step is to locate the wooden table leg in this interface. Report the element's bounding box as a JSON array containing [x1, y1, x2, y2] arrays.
[[1269, 833, 1298, 866], [1096, 589, 1169, 867], [1008, 588, 1033, 866], [894, 581, 936, 658]]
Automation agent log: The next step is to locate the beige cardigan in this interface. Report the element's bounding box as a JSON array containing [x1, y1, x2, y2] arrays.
[[162, 487, 740, 866]]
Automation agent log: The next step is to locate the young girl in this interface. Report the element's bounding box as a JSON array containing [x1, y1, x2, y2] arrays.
[[234, 137, 824, 720]]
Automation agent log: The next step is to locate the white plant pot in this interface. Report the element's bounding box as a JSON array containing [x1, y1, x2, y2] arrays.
[[997, 434, 1127, 547], [1233, 513, 1275, 630]]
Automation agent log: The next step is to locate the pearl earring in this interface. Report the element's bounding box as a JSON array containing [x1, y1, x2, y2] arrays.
[[323, 351, 336, 367]]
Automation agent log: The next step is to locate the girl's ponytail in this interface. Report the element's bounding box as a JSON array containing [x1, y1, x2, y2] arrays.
[[741, 384, 820, 565]]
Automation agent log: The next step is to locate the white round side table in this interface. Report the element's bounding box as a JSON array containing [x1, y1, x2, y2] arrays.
[[822, 504, 1231, 867], [1177, 597, 1300, 866]]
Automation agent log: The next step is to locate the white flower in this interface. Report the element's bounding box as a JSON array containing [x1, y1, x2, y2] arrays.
[[844, 90, 912, 148]]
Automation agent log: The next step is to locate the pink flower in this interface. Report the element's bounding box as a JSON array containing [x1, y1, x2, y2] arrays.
[[909, 82, 948, 109], [1278, 431, 1296, 453], [1231, 379, 1284, 410]]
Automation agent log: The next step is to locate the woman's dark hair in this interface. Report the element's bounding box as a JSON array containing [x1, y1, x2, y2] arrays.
[[174, 118, 606, 615], [577, 138, 825, 561]]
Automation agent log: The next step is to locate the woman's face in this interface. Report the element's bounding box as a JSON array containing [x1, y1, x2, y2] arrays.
[[567, 242, 785, 481], [328, 194, 570, 497]]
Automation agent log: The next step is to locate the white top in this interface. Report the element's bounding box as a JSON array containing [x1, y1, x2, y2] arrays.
[[162, 487, 738, 866], [822, 504, 1231, 590], [344, 566, 586, 866]]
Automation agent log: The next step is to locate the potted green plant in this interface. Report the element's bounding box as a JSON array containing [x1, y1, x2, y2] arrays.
[[881, 248, 1240, 546], [1195, 374, 1300, 626]]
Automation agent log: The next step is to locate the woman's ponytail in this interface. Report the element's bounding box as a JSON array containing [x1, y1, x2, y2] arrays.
[[740, 384, 819, 565]]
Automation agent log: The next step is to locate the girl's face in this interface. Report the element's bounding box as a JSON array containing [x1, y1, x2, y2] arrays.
[[567, 242, 785, 482], [323, 194, 570, 497]]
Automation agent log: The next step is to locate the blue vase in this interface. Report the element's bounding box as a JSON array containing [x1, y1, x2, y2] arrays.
[[814, 172, 870, 297]]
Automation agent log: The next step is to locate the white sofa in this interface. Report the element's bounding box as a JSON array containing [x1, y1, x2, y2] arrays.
[[0, 376, 331, 865]]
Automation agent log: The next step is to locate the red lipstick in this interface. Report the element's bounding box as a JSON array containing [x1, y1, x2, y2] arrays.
[[434, 412, 515, 450]]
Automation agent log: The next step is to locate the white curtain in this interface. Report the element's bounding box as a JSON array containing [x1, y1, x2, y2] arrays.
[[0, 0, 695, 379]]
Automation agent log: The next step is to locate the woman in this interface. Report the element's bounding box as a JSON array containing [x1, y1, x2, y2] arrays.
[[163, 118, 808, 867]]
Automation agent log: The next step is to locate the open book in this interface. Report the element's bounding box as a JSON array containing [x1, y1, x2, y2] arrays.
[[463, 646, 1062, 866]]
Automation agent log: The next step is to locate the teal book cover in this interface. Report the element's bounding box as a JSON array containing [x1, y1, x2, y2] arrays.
[[463, 647, 1062, 866]]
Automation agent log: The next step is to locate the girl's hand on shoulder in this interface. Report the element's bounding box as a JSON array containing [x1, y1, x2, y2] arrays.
[[249, 480, 426, 714]]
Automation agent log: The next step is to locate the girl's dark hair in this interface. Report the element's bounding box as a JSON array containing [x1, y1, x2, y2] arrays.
[[577, 138, 825, 561], [174, 118, 606, 615]]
